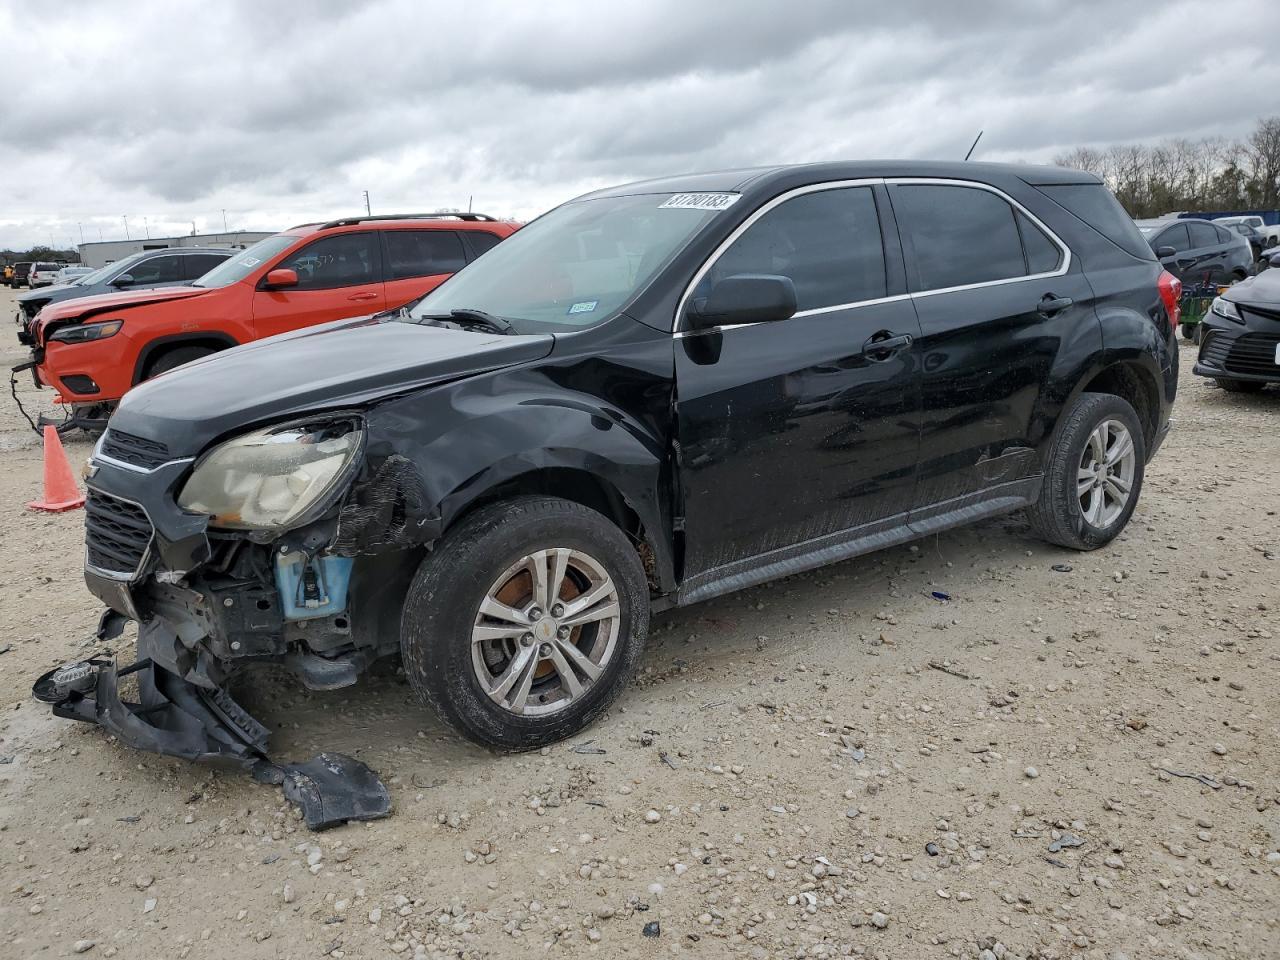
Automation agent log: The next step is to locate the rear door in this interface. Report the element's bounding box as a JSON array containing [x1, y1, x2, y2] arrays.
[[251, 231, 385, 339], [675, 183, 923, 579], [888, 179, 1096, 510], [380, 229, 468, 309]]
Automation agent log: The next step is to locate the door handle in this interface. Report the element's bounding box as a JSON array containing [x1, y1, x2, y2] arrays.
[[861, 331, 913, 360], [1037, 294, 1073, 317], [347, 292, 378, 302]]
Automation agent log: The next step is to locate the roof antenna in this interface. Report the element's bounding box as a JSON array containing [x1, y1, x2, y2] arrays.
[[964, 130, 984, 161]]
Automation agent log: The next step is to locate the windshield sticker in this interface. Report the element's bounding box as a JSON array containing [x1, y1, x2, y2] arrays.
[[568, 300, 598, 315], [239, 257, 261, 267], [659, 193, 741, 212]]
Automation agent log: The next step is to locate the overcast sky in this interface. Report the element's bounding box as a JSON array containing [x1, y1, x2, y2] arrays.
[[2, 0, 1277, 251]]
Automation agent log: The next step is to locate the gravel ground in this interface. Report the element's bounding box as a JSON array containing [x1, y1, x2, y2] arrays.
[[0, 285, 1277, 960]]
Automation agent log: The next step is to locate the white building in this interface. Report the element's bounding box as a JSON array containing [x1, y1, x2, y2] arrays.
[[77, 230, 275, 268]]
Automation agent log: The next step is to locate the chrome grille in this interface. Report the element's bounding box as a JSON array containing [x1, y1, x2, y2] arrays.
[[100, 429, 171, 470]]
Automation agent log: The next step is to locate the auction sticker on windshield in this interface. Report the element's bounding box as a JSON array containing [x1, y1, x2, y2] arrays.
[[659, 193, 740, 211]]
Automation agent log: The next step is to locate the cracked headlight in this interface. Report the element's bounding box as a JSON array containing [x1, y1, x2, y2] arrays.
[[178, 418, 363, 530]]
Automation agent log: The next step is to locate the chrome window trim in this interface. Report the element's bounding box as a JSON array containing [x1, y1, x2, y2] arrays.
[[674, 176, 1073, 335], [884, 177, 1072, 297]]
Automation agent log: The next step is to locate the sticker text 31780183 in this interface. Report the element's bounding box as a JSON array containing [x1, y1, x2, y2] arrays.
[[659, 193, 740, 212]]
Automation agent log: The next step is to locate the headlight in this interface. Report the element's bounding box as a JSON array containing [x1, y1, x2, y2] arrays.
[[1210, 297, 1243, 323], [177, 418, 363, 530], [48, 319, 123, 343]]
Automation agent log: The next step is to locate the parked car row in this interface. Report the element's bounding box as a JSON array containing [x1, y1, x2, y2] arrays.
[[2, 259, 83, 288], [14, 213, 518, 430]]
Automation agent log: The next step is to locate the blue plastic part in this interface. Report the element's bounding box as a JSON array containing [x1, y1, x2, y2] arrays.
[[274, 552, 354, 621]]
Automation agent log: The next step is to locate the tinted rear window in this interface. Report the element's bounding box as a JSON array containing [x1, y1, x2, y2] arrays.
[[1035, 183, 1154, 261]]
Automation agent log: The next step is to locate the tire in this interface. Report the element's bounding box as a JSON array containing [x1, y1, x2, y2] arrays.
[[1026, 392, 1146, 551], [400, 496, 649, 750], [1215, 377, 1265, 394], [143, 345, 216, 380], [1180, 323, 1197, 341]]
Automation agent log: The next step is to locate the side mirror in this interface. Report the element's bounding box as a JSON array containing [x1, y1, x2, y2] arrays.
[[263, 268, 299, 290], [687, 274, 797, 329], [111, 273, 135, 287], [1155, 246, 1176, 259]]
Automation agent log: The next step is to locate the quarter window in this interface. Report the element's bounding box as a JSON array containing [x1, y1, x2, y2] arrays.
[[892, 184, 1031, 291], [465, 231, 504, 258], [703, 187, 887, 312], [1016, 212, 1063, 274], [384, 230, 467, 280], [277, 232, 380, 289]]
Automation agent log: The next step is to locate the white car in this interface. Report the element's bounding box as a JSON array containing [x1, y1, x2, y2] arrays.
[[1214, 215, 1280, 246], [27, 262, 63, 288], [54, 265, 92, 285]]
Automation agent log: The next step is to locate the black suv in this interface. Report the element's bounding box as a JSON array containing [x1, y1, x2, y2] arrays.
[[40, 161, 1177, 764]]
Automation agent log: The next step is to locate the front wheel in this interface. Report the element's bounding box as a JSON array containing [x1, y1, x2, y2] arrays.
[[1026, 393, 1146, 551], [400, 496, 649, 750]]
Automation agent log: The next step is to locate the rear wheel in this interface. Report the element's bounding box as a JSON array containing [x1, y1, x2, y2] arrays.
[[143, 345, 217, 380], [400, 496, 649, 750], [1180, 323, 1198, 341], [1027, 393, 1145, 551], [1215, 377, 1265, 394]]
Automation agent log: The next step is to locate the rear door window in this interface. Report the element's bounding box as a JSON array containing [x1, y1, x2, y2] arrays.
[[890, 183, 1029, 291], [704, 186, 887, 311], [182, 253, 231, 280], [1187, 221, 1218, 249], [277, 232, 382, 289], [384, 230, 467, 280], [127, 254, 184, 284], [1156, 223, 1190, 253]]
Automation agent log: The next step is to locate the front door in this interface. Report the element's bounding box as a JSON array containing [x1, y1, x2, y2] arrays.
[[252, 231, 386, 339], [887, 180, 1099, 509], [675, 184, 922, 580]]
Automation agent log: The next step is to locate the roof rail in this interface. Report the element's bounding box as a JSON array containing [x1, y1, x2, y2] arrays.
[[311, 212, 499, 230]]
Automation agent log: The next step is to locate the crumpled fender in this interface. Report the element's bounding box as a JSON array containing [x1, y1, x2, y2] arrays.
[[351, 358, 676, 591]]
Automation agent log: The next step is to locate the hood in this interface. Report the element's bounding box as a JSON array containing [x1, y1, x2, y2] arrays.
[[109, 316, 555, 454], [37, 285, 211, 323], [1223, 269, 1280, 308]]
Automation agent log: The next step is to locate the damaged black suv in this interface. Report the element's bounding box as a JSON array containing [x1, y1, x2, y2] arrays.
[[44, 162, 1177, 763]]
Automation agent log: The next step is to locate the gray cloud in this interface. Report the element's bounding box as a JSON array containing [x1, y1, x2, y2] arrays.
[[1, 0, 1277, 249]]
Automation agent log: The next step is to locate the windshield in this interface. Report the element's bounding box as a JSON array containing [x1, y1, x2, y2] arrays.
[[191, 235, 296, 288], [405, 193, 730, 333]]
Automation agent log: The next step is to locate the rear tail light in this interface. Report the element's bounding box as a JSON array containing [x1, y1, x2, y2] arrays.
[[1157, 270, 1181, 332]]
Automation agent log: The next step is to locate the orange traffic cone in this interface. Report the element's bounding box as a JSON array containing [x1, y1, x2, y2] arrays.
[[27, 426, 86, 513]]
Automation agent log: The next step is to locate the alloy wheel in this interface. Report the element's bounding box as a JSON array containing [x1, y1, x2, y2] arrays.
[[471, 548, 621, 716], [1076, 418, 1136, 528]]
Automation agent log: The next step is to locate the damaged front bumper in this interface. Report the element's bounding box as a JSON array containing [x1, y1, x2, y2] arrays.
[[33, 610, 391, 830], [31, 429, 414, 829]]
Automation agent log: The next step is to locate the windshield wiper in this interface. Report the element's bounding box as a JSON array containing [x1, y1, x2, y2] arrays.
[[417, 308, 515, 335]]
